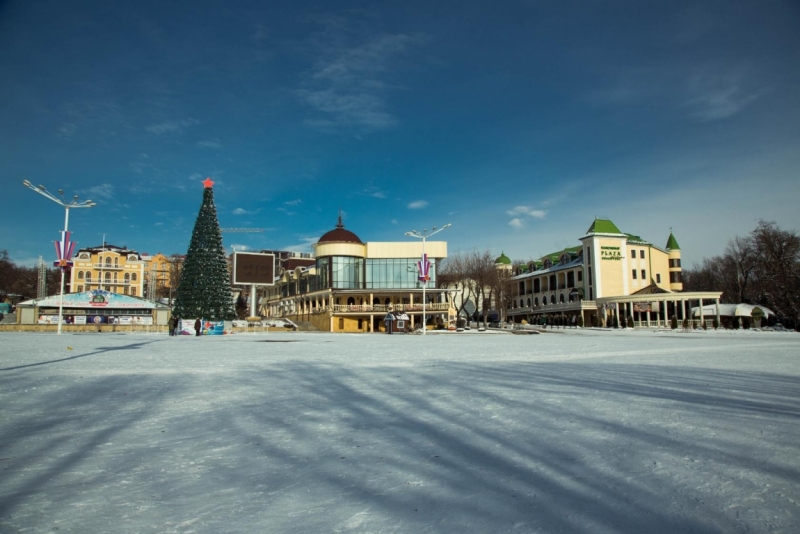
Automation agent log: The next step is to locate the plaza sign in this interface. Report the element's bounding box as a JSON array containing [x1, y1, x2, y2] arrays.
[[600, 246, 623, 260]]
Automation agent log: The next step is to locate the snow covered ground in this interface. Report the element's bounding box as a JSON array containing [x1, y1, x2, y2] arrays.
[[1, 329, 798, 533]]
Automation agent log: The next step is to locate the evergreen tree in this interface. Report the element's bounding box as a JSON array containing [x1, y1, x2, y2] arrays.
[[173, 179, 235, 320]]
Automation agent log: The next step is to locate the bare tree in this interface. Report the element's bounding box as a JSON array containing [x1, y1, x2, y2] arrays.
[[683, 221, 799, 328], [437, 253, 477, 320], [0, 251, 60, 300], [0, 250, 12, 300], [751, 220, 800, 324], [467, 249, 496, 327], [723, 235, 758, 304]]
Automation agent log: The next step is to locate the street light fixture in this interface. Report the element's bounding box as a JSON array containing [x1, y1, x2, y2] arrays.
[[22, 180, 96, 335], [404, 223, 451, 335]]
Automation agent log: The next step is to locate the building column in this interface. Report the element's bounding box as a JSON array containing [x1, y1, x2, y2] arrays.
[[715, 298, 721, 327], [699, 298, 705, 327], [615, 302, 620, 327]]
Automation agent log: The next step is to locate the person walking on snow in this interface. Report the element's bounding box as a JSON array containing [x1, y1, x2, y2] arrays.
[[194, 318, 202, 337]]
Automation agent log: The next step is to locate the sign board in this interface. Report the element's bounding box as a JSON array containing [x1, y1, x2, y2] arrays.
[[232, 252, 275, 285]]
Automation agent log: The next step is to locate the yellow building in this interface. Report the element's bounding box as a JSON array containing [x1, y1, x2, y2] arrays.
[[69, 244, 146, 297], [141, 252, 175, 300], [263, 217, 451, 332], [507, 218, 721, 327]]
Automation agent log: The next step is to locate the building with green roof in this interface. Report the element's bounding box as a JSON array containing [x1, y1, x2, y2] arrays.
[[503, 217, 719, 328]]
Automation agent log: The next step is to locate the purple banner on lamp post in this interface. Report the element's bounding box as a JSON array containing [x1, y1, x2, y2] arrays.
[[417, 253, 430, 282], [53, 230, 75, 271]]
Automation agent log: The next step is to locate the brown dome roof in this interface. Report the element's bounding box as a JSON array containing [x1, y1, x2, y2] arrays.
[[318, 215, 363, 244]]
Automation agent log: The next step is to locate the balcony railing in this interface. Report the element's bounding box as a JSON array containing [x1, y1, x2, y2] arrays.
[[92, 263, 125, 270], [507, 300, 596, 314], [327, 303, 451, 313]]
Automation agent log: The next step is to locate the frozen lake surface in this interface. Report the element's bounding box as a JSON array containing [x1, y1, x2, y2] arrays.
[[1, 329, 799, 533]]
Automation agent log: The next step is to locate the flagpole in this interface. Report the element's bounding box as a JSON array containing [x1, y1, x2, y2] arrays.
[[405, 223, 451, 335], [22, 181, 96, 335], [56, 207, 70, 334]]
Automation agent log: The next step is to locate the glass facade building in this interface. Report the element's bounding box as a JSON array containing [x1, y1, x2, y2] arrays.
[[315, 256, 436, 290]]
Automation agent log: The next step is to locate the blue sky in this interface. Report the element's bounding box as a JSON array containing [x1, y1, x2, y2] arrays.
[[2, 0, 799, 268]]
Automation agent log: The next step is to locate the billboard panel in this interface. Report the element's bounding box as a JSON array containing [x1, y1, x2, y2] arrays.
[[233, 252, 275, 285]]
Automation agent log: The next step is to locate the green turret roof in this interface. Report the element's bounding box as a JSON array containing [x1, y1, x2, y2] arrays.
[[495, 252, 512, 265], [666, 232, 681, 250], [586, 218, 622, 234]]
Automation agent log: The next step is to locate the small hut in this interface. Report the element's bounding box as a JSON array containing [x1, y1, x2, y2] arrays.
[[383, 307, 410, 334]]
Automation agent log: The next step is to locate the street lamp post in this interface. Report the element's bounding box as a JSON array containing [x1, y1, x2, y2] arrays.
[[22, 181, 96, 335], [405, 223, 451, 335]]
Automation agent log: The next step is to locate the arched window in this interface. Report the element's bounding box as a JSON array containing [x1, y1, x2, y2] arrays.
[[77, 271, 84, 279], [543, 296, 548, 305], [131, 273, 137, 281], [347, 297, 356, 305], [534, 297, 539, 306], [114, 257, 119, 267], [85, 272, 92, 282], [105, 272, 111, 281], [560, 294, 565, 303], [105, 257, 112, 266], [124, 273, 130, 282], [527, 298, 531, 307]]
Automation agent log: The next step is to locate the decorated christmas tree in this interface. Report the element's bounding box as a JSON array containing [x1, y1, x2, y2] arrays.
[[173, 178, 235, 320]]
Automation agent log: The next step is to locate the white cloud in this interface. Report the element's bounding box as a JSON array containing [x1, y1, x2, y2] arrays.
[[362, 187, 386, 199], [79, 184, 115, 201], [391, 219, 398, 225], [506, 206, 547, 219], [408, 200, 428, 209], [282, 236, 320, 252], [298, 29, 424, 133], [146, 118, 200, 135], [285, 199, 302, 206], [232, 207, 261, 216], [509, 218, 525, 229], [684, 84, 761, 121]]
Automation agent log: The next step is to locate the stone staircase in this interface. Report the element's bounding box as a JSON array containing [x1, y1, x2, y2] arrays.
[[291, 320, 319, 332]]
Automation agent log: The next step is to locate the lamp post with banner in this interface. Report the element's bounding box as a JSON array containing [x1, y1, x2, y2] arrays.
[[404, 223, 451, 335], [22, 181, 96, 334]]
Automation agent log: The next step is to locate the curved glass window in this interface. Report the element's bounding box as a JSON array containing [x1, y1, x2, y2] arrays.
[[332, 256, 363, 289], [77, 271, 84, 279], [365, 258, 435, 289]]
